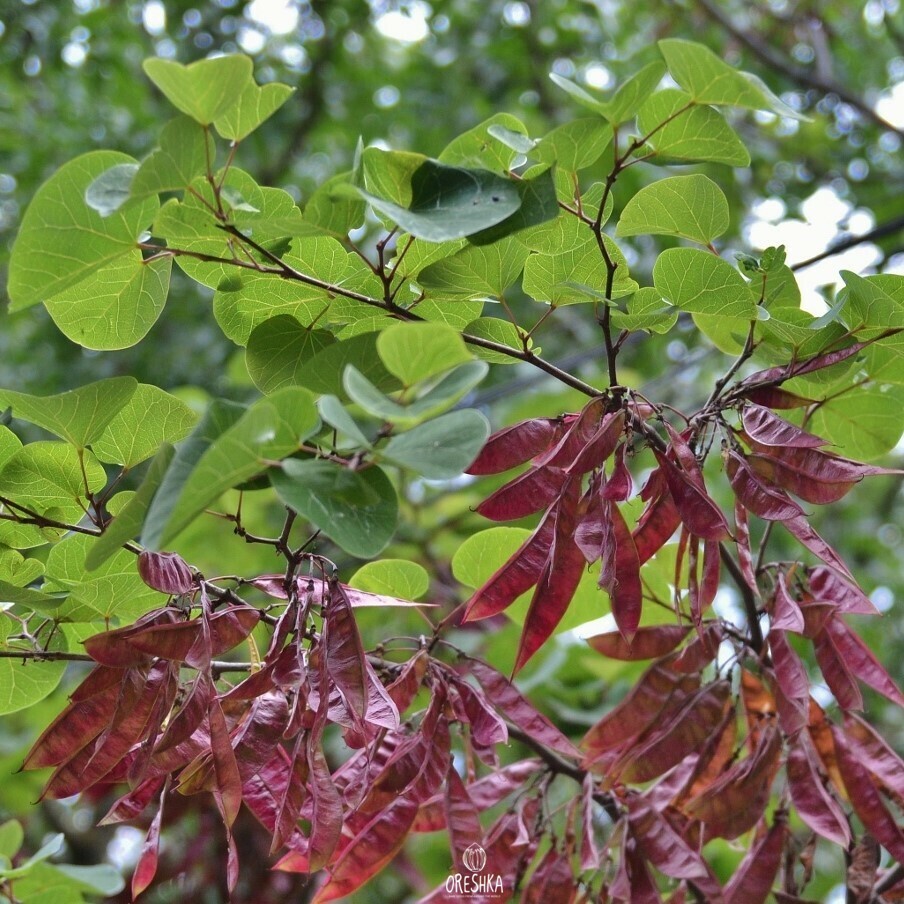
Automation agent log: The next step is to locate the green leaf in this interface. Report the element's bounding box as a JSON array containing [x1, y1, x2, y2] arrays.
[[413, 298, 484, 330], [452, 526, 531, 588], [486, 123, 537, 154], [0, 581, 65, 615], [154, 387, 319, 545], [534, 118, 612, 172], [467, 165, 560, 245], [143, 54, 253, 125], [52, 863, 125, 897], [520, 182, 610, 252], [616, 175, 729, 245], [0, 549, 43, 588], [0, 821, 23, 860], [8, 862, 92, 904], [214, 80, 293, 141], [271, 459, 398, 558], [0, 636, 65, 715], [842, 271, 904, 334], [0, 834, 64, 879], [0, 377, 137, 448], [0, 442, 106, 506], [230, 186, 313, 239], [653, 248, 757, 319], [523, 226, 637, 304], [418, 236, 529, 299], [245, 318, 336, 394], [84, 163, 139, 217], [8, 151, 159, 311], [358, 155, 522, 242], [548, 73, 609, 116], [611, 287, 679, 334], [44, 254, 172, 351], [342, 367, 410, 422], [153, 168, 316, 290], [295, 332, 400, 398], [90, 384, 197, 467], [317, 396, 372, 448], [601, 61, 668, 124], [463, 318, 532, 364], [213, 235, 379, 344], [44, 533, 164, 622], [377, 322, 473, 385], [659, 38, 806, 119], [381, 409, 490, 479], [302, 170, 367, 239], [439, 113, 530, 173], [214, 272, 331, 346], [349, 559, 429, 600], [344, 361, 487, 426], [131, 116, 216, 200], [809, 384, 904, 460], [392, 236, 467, 280], [85, 445, 175, 571], [142, 399, 246, 550], [637, 90, 750, 167]]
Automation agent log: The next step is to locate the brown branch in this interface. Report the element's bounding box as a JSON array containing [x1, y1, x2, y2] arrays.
[[216, 225, 602, 398], [0, 648, 253, 675], [874, 862, 904, 897], [791, 212, 904, 271], [505, 722, 621, 822], [693, 0, 904, 139], [720, 542, 764, 654]]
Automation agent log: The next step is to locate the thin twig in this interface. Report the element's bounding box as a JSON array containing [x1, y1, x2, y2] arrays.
[[791, 212, 904, 271], [693, 0, 904, 139], [505, 722, 621, 822], [0, 648, 253, 674], [719, 543, 764, 654]]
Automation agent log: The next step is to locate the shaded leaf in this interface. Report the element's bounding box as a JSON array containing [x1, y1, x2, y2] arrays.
[[358, 156, 521, 242], [131, 781, 167, 899], [470, 660, 581, 759], [683, 725, 781, 839], [723, 813, 787, 904], [768, 629, 809, 736], [382, 409, 490, 479], [615, 680, 731, 783], [786, 730, 851, 847], [832, 726, 904, 862], [627, 793, 724, 900], [271, 459, 398, 558], [585, 624, 691, 661]]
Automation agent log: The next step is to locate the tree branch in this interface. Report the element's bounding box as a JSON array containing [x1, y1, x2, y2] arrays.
[[505, 722, 621, 822], [719, 543, 764, 654], [0, 648, 254, 675], [216, 225, 602, 397], [791, 212, 904, 271], [693, 0, 904, 139]]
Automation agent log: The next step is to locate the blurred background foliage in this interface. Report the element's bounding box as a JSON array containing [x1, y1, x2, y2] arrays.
[[1, 1, 903, 901]]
